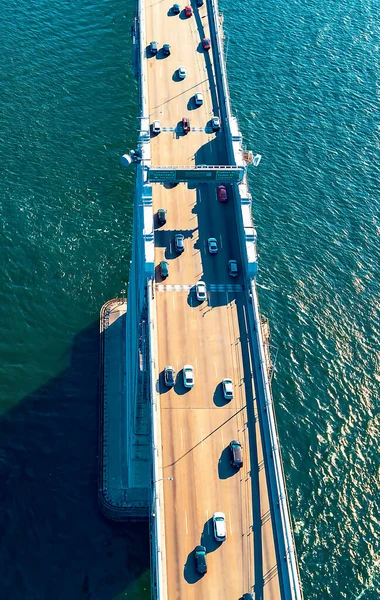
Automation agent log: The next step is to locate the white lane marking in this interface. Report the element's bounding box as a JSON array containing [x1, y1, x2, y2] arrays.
[[200, 428, 203, 448], [155, 284, 243, 292], [219, 233, 223, 249], [180, 427, 183, 450], [228, 511, 232, 535], [206, 509, 209, 532], [195, 358, 198, 371], [185, 511, 188, 535], [172, 293, 175, 309], [221, 429, 224, 449]]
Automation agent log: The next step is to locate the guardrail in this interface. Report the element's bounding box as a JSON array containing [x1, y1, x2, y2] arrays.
[[250, 282, 304, 600], [147, 279, 166, 600]]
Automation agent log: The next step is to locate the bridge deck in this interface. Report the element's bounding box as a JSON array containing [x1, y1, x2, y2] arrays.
[[145, 1, 282, 598]]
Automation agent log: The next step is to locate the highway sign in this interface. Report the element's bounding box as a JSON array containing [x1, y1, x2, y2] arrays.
[[148, 167, 244, 183]]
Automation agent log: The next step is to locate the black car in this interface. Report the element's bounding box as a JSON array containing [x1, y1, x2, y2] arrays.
[[174, 234, 184, 253], [241, 594, 254, 600], [182, 117, 190, 134], [172, 3, 180, 13], [150, 41, 158, 55], [157, 209, 167, 225], [194, 545, 207, 574], [160, 260, 169, 278], [164, 366, 175, 387], [229, 440, 243, 468], [163, 43, 171, 56]]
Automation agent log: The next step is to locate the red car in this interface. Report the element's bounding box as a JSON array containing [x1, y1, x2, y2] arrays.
[[184, 5, 193, 17], [202, 38, 211, 51], [217, 185, 228, 202]]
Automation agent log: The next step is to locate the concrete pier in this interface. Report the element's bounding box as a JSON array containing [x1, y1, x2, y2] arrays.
[[99, 299, 149, 521]]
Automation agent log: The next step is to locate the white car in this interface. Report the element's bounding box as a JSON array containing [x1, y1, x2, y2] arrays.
[[178, 66, 187, 79], [194, 92, 203, 106], [152, 120, 161, 134], [195, 281, 207, 302], [222, 378, 234, 400], [208, 237, 218, 254], [183, 364, 194, 388], [211, 116, 221, 131], [212, 512, 226, 542]]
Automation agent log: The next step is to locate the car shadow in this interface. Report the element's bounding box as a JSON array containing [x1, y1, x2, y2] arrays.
[[172, 71, 183, 83], [164, 245, 181, 260], [186, 97, 198, 111], [150, 125, 160, 137], [167, 7, 179, 17], [154, 263, 167, 283], [157, 370, 171, 394], [218, 445, 236, 480], [187, 287, 201, 308], [196, 42, 204, 54], [174, 120, 187, 138], [213, 382, 229, 407], [145, 45, 155, 58], [174, 370, 191, 395], [200, 518, 220, 553], [154, 213, 166, 229], [183, 548, 203, 584], [155, 48, 169, 60]]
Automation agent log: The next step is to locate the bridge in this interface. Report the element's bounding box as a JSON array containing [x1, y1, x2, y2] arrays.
[[104, 0, 304, 599]]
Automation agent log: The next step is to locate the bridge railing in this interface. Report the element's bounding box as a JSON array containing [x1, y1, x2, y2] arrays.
[[147, 279, 167, 600], [250, 281, 304, 600]]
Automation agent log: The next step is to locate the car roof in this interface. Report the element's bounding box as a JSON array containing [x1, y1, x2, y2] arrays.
[[213, 511, 225, 519]]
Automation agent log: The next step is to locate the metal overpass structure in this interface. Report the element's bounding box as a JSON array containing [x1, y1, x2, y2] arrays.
[[107, 0, 305, 599]]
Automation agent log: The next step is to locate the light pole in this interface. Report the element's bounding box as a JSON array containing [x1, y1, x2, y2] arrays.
[[153, 477, 173, 484]]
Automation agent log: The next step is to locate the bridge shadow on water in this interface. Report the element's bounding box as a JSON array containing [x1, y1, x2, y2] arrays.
[[0, 321, 149, 600]]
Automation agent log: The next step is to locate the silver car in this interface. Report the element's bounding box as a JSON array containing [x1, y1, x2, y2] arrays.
[[152, 120, 161, 134], [208, 237, 218, 254], [212, 512, 226, 542], [178, 66, 187, 79], [194, 92, 203, 106], [183, 364, 194, 388], [222, 378, 234, 400]]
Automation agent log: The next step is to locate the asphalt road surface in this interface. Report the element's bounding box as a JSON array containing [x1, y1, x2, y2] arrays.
[[145, 2, 282, 598]]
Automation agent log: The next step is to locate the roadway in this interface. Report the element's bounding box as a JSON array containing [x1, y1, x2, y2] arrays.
[[145, 1, 282, 598]]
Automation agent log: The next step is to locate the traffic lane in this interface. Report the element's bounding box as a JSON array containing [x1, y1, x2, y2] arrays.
[[145, 1, 215, 108], [146, 14, 214, 118], [156, 292, 246, 411], [195, 183, 244, 287], [161, 407, 252, 600]]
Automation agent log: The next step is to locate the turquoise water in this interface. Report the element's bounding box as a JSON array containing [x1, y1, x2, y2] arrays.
[[0, 0, 378, 597]]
